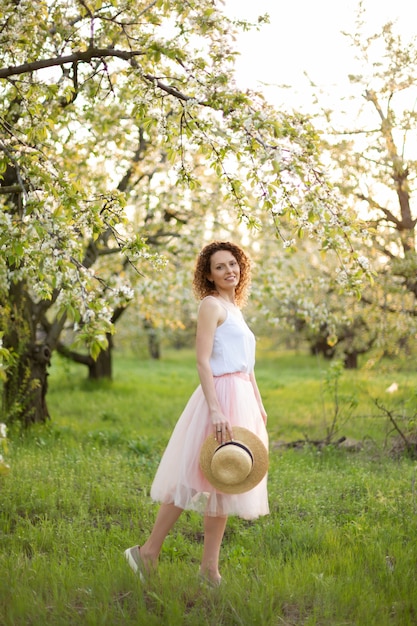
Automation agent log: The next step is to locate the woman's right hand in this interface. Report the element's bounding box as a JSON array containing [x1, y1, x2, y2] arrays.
[[210, 410, 233, 444]]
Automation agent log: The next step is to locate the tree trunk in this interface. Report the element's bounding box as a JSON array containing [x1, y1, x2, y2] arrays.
[[3, 332, 51, 426], [3, 346, 51, 426], [2, 273, 51, 425], [144, 319, 160, 359], [148, 331, 160, 360], [57, 332, 114, 381], [88, 337, 113, 379], [344, 352, 358, 369]]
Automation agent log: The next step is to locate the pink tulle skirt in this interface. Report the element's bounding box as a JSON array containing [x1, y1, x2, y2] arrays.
[[150, 372, 269, 520]]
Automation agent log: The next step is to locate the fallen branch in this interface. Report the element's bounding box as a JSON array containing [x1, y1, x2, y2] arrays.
[[373, 398, 411, 450], [273, 435, 347, 450]]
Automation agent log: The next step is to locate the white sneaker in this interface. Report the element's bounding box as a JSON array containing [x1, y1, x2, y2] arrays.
[[124, 546, 145, 582]]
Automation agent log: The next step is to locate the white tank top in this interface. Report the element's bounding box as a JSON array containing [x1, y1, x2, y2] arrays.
[[205, 299, 256, 376]]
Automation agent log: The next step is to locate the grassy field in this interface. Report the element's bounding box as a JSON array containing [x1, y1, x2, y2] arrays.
[[1, 348, 417, 625]]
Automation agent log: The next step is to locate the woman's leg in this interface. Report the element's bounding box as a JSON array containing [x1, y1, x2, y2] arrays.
[[139, 503, 183, 569], [200, 514, 228, 583]]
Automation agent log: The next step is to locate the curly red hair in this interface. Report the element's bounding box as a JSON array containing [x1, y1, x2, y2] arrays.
[[192, 241, 251, 307]]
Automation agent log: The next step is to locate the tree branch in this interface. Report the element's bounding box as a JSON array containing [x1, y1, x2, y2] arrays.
[[0, 48, 201, 107], [0, 47, 145, 79], [356, 192, 402, 228], [142, 73, 197, 102], [373, 397, 414, 453], [365, 89, 415, 232], [0, 184, 29, 194], [56, 341, 93, 365]]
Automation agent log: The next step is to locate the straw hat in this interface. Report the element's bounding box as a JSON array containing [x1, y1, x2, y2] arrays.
[[199, 426, 268, 494]]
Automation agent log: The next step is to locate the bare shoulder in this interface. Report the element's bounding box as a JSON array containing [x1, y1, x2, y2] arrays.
[[198, 295, 225, 324], [199, 295, 221, 311]]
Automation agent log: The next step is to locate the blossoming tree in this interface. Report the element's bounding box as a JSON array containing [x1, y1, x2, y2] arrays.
[[0, 0, 366, 426], [306, 18, 417, 365]]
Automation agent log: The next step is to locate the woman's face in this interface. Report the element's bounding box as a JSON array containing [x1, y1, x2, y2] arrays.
[[207, 250, 240, 291]]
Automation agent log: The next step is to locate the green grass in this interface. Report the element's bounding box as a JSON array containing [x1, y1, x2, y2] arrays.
[[1, 349, 417, 625]]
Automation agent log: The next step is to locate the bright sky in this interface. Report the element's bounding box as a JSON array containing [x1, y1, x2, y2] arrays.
[[223, 0, 414, 110]]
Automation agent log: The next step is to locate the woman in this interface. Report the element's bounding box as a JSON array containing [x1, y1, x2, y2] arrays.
[[125, 241, 269, 586]]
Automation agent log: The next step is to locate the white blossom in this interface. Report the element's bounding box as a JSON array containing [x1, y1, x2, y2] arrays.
[[82, 309, 96, 323], [271, 204, 284, 216], [117, 285, 134, 300], [357, 255, 370, 271], [335, 269, 349, 286]]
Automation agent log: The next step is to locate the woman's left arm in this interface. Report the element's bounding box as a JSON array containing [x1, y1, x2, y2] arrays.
[[249, 371, 267, 425]]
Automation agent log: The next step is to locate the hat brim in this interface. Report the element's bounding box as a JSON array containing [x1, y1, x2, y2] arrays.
[[199, 426, 268, 494]]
